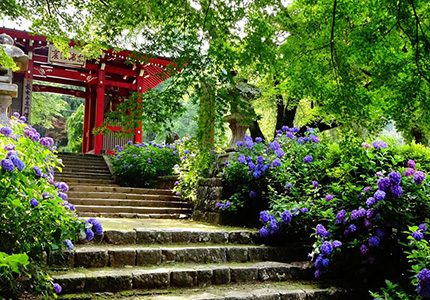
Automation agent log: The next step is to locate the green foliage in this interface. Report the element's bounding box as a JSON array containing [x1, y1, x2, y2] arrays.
[[111, 141, 180, 188], [67, 103, 84, 153], [31, 93, 68, 129]]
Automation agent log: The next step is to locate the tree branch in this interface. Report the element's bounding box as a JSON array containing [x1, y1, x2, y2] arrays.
[[330, 0, 338, 67]]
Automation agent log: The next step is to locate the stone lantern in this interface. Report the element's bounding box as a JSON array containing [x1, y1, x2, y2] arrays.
[[0, 33, 29, 126]]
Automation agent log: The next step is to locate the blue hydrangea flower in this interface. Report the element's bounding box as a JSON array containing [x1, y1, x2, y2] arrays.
[[369, 236, 380, 247], [275, 148, 284, 158], [414, 171, 426, 185], [40, 137, 54, 147], [30, 198, 39, 207], [86, 228, 94, 241], [374, 190, 386, 201], [32, 166, 42, 177], [1, 159, 14, 172], [249, 191, 257, 198], [360, 244, 369, 255], [245, 140, 254, 148], [237, 155, 245, 164], [53, 283, 62, 294], [301, 207, 309, 213], [419, 224, 428, 232], [372, 140, 388, 150], [325, 194, 333, 202], [312, 181, 319, 187], [236, 141, 243, 147], [316, 224, 330, 237], [184, 149, 190, 154], [348, 224, 357, 233], [269, 141, 280, 151], [286, 132, 295, 139], [320, 241, 333, 256], [248, 162, 255, 170], [303, 155, 313, 163], [259, 226, 269, 237], [0, 127, 12, 136], [315, 254, 324, 269], [87, 218, 103, 235], [253, 170, 262, 178], [65, 239, 74, 250], [272, 158, 281, 167], [281, 210, 292, 223], [10, 155, 25, 171], [257, 156, 264, 165], [376, 229, 385, 238], [412, 231, 424, 240], [322, 258, 329, 268], [418, 269, 430, 286]]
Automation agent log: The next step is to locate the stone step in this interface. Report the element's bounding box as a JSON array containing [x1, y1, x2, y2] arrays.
[[68, 191, 179, 201], [60, 159, 108, 166], [55, 177, 115, 184], [49, 244, 309, 269], [74, 205, 192, 215], [51, 261, 313, 294], [60, 168, 111, 175], [69, 199, 190, 208], [84, 229, 264, 246], [68, 185, 175, 195], [58, 282, 361, 300], [77, 212, 191, 219], [55, 173, 113, 180]]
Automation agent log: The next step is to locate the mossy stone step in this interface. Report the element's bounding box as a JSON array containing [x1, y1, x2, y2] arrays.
[[68, 186, 175, 195], [49, 244, 310, 268], [51, 261, 313, 294], [68, 191, 180, 201], [69, 199, 190, 208], [77, 212, 191, 219]]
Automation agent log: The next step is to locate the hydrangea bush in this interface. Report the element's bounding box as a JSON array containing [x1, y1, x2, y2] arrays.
[[0, 114, 102, 298], [222, 127, 430, 297], [111, 140, 180, 188]]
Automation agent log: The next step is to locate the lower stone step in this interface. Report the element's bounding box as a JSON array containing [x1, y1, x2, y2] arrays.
[[55, 173, 113, 180], [68, 186, 175, 195], [74, 205, 192, 215], [55, 178, 116, 185], [51, 261, 313, 294], [68, 191, 180, 201], [77, 212, 191, 219], [50, 244, 310, 268], [69, 198, 190, 208], [57, 281, 362, 300]]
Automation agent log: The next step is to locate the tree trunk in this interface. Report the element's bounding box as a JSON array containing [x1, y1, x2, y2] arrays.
[[249, 119, 265, 141]]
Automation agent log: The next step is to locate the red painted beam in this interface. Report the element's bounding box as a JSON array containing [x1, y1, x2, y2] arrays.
[[33, 75, 87, 87], [105, 80, 136, 90], [32, 84, 86, 98], [33, 65, 98, 84]]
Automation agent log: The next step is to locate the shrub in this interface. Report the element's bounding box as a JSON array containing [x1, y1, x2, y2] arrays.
[[111, 140, 180, 188], [0, 114, 102, 298]]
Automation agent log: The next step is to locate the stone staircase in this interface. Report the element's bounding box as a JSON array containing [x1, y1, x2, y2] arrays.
[[50, 228, 361, 299], [57, 152, 192, 219]]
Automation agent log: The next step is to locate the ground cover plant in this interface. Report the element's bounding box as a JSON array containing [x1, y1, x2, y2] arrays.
[[220, 128, 430, 298], [0, 114, 102, 299], [111, 140, 180, 188]]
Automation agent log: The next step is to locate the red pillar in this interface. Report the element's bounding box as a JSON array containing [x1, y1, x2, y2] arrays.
[[94, 67, 105, 155], [134, 68, 145, 144], [82, 85, 91, 153]]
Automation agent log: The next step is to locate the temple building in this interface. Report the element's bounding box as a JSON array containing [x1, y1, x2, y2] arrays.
[[1, 28, 173, 154]]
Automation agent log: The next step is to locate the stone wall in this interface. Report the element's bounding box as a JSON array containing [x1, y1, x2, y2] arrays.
[[158, 175, 178, 190], [192, 178, 224, 224]]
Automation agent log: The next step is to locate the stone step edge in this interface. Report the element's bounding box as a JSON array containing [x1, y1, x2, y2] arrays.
[[52, 261, 313, 294], [69, 199, 189, 206], [68, 186, 175, 194], [76, 212, 191, 220], [81, 229, 263, 246], [49, 245, 309, 268], [74, 205, 192, 212]]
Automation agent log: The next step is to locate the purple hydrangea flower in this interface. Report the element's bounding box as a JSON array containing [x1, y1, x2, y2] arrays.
[[269, 141, 281, 151], [412, 231, 424, 240], [363, 186, 371, 193], [303, 155, 313, 163], [315, 254, 324, 269], [408, 159, 416, 169], [249, 191, 257, 198], [315, 269, 321, 278], [414, 171, 426, 185], [367, 209, 375, 219], [238, 155, 245, 164], [301, 207, 309, 213], [275, 148, 285, 158], [259, 211, 269, 224], [366, 197, 375, 207], [312, 181, 319, 187], [320, 241, 333, 256], [248, 162, 255, 170], [147, 158, 152, 164], [253, 170, 262, 178], [58, 192, 67, 200], [87, 218, 103, 235], [418, 269, 430, 286], [360, 244, 369, 255], [390, 185, 402, 197], [4, 144, 15, 151], [236, 141, 244, 147], [65, 239, 74, 250], [325, 194, 333, 202], [281, 210, 292, 223], [184, 149, 190, 154], [40, 137, 54, 147], [336, 210, 346, 223], [30, 198, 39, 207], [369, 236, 380, 247], [255, 137, 262, 143], [372, 141, 388, 150], [245, 140, 254, 148], [1, 159, 14, 172], [0, 127, 12, 136], [53, 283, 62, 294], [404, 168, 415, 177], [348, 224, 357, 233], [374, 190, 386, 202], [389, 171, 402, 186], [376, 229, 385, 238], [12, 112, 20, 118], [33, 166, 42, 177], [257, 156, 264, 165], [419, 224, 428, 232], [351, 209, 359, 220], [377, 177, 390, 191], [332, 240, 342, 248], [361, 142, 371, 149]]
